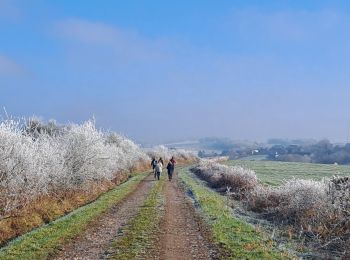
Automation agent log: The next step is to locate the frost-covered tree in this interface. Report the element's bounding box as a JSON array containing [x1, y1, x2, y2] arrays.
[[0, 118, 147, 216]]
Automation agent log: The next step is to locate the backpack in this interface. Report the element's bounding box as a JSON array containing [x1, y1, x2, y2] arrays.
[[152, 160, 157, 167]]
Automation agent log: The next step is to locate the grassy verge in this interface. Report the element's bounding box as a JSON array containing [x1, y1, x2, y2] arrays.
[[179, 168, 295, 259], [0, 172, 130, 246], [107, 175, 165, 259], [0, 172, 149, 260]]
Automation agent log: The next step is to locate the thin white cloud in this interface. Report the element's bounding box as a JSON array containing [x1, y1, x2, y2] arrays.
[[55, 19, 121, 45], [0, 55, 25, 76], [55, 18, 169, 61]]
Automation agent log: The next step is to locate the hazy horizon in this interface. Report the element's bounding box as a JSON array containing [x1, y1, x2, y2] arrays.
[[2, 1, 350, 144]]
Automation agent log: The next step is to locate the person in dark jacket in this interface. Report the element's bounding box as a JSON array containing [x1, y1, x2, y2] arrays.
[[151, 158, 157, 179], [166, 161, 175, 181]]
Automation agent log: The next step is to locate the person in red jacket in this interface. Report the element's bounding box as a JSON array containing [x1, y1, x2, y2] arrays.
[[170, 156, 176, 165], [166, 157, 176, 181]]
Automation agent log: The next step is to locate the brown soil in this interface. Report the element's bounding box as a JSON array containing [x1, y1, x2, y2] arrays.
[[52, 173, 155, 260], [155, 173, 220, 260]]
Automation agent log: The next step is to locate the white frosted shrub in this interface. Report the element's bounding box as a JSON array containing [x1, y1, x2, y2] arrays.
[[193, 160, 350, 253], [248, 179, 330, 222], [0, 118, 148, 216], [59, 121, 110, 187], [246, 185, 280, 212], [147, 145, 197, 162], [172, 148, 197, 160], [192, 161, 258, 194], [275, 179, 328, 220], [0, 120, 37, 212], [194, 161, 329, 222], [329, 176, 350, 212], [106, 133, 148, 171]]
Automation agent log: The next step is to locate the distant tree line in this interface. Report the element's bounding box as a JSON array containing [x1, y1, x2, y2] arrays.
[[221, 139, 350, 165]]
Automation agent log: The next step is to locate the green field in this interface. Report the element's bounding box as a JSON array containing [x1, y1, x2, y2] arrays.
[[226, 160, 350, 186]]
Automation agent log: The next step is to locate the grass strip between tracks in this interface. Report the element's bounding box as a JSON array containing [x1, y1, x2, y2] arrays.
[[0, 172, 149, 260], [179, 167, 295, 260], [107, 174, 165, 259]]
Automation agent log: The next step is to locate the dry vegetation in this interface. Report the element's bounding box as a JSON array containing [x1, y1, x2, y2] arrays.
[[192, 160, 350, 257]]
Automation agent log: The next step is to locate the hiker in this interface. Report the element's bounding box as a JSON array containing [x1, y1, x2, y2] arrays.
[[155, 160, 163, 181], [170, 156, 176, 165], [166, 160, 175, 181], [158, 157, 164, 165], [151, 157, 157, 179]]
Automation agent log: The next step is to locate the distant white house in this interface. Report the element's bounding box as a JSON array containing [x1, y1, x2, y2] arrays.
[[251, 149, 259, 155]]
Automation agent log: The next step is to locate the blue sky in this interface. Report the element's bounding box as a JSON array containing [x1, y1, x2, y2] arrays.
[[1, 0, 350, 143]]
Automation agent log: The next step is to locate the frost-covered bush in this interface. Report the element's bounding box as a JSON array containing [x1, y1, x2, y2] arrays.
[[0, 119, 39, 213], [192, 160, 258, 194], [146, 145, 197, 162], [326, 176, 350, 246], [105, 133, 148, 171], [193, 160, 350, 254], [248, 177, 350, 254], [245, 185, 281, 213], [329, 176, 350, 212], [193, 161, 330, 223], [248, 179, 329, 224], [25, 117, 63, 138], [276, 179, 329, 222], [0, 118, 147, 216]]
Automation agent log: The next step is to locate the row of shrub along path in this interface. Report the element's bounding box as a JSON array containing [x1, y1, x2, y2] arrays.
[[179, 167, 295, 259], [0, 171, 151, 260]]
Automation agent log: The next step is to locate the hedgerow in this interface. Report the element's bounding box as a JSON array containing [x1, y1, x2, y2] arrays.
[[191, 160, 258, 197], [0, 118, 148, 217], [192, 161, 350, 257], [146, 145, 198, 163]]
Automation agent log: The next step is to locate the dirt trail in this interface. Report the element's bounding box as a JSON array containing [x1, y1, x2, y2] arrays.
[[156, 173, 219, 260], [52, 169, 219, 259], [52, 173, 155, 260]]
